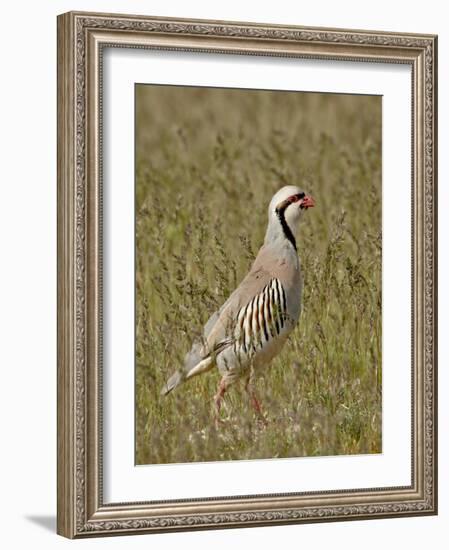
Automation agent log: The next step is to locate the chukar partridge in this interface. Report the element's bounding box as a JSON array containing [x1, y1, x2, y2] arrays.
[[161, 185, 315, 421]]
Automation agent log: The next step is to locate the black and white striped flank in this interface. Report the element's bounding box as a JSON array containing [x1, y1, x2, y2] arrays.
[[234, 278, 288, 356]]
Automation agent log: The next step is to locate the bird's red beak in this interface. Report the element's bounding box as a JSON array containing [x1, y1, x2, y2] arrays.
[[301, 195, 315, 209]]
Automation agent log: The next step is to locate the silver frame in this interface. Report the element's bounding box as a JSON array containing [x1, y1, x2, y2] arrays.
[[57, 11, 438, 538]]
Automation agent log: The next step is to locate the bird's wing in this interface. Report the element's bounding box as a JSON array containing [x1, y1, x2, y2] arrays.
[[203, 262, 275, 353]]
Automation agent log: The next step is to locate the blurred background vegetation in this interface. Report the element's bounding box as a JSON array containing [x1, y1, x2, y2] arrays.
[[135, 85, 382, 465]]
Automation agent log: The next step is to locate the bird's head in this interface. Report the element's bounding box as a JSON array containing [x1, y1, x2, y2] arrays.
[[266, 185, 315, 249]]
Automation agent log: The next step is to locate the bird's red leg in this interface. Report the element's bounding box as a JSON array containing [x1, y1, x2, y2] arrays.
[[250, 393, 263, 416], [245, 378, 268, 426], [214, 378, 228, 426]]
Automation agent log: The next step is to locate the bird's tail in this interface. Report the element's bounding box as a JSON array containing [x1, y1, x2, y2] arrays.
[[160, 342, 214, 396], [160, 369, 184, 396]]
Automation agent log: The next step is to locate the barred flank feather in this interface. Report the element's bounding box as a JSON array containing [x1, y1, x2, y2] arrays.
[[235, 278, 287, 355]]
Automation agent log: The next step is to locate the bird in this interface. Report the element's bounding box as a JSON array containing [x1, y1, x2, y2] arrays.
[[161, 185, 315, 423]]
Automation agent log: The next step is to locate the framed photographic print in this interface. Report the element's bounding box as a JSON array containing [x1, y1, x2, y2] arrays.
[[57, 11, 438, 538]]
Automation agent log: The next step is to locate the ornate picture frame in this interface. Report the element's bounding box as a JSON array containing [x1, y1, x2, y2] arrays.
[[57, 11, 437, 538]]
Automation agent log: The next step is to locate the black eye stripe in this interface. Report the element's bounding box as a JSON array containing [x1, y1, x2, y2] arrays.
[[288, 192, 305, 203]]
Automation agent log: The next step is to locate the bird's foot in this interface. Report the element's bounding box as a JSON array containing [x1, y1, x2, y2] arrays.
[[214, 415, 229, 429], [256, 414, 268, 428]]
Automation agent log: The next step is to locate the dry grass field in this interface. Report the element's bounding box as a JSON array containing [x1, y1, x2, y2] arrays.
[[135, 85, 382, 465]]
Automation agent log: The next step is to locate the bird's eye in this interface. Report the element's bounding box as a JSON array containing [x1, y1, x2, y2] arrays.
[[289, 193, 305, 203]]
